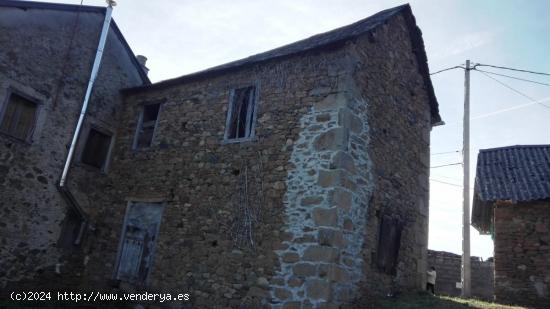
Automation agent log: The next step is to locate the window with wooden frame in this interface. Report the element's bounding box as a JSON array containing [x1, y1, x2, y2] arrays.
[[0, 92, 38, 142], [133, 103, 160, 149], [376, 215, 404, 275], [81, 128, 113, 170], [224, 85, 258, 141]]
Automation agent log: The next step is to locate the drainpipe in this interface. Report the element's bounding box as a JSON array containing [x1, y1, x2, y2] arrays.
[[57, 1, 117, 245], [60, 0, 116, 187]]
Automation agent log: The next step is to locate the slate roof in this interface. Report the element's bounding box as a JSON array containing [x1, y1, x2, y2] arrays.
[[124, 4, 441, 124], [475, 145, 550, 202], [472, 145, 550, 233], [0, 0, 150, 84]]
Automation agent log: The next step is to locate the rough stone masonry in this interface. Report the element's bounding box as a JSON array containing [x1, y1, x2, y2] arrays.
[[0, 2, 441, 308]]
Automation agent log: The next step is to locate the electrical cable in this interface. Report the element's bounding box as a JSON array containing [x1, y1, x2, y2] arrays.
[[474, 68, 550, 88], [432, 150, 460, 155], [474, 63, 550, 77], [430, 66, 466, 76], [430, 163, 462, 169], [474, 70, 550, 110], [430, 179, 462, 187]]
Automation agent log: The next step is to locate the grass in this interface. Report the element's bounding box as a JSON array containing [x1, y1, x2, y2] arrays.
[[374, 292, 527, 309]]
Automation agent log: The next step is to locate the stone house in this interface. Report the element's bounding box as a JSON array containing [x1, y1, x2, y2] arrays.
[[0, 1, 441, 308], [472, 145, 550, 308], [0, 0, 149, 292]]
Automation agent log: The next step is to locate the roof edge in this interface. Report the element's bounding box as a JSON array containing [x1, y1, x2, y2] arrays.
[[479, 144, 550, 153], [121, 3, 441, 124]]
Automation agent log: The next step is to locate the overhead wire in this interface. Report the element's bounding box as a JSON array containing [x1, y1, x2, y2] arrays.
[[430, 163, 462, 169], [474, 63, 550, 77], [431, 150, 460, 155], [473, 68, 550, 88], [474, 70, 550, 110], [430, 65, 465, 76], [430, 179, 462, 187]]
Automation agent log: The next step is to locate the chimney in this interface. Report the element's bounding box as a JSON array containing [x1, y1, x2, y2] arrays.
[[136, 55, 149, 76]]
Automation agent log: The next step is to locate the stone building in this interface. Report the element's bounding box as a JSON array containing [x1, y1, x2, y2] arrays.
[[0, 0, 149, 292], [1, 1, 442, 308], [472, 145, 550, 308], [427, 250, 494, 300]]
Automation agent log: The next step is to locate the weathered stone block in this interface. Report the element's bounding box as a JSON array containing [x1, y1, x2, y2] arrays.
[[305, 278, 331, 300], [312, 207, 338, 227], [328, 188, 352, 211], [314, 93, 348, 111], [319, 264, 350, 282], [312, 127, 349, 151], [282, 302, 302, 309], [288, 276, 304, 287], [301, 196, 324, 206], [318, 228, 345, 248], [293, 263, 317, 277], [338, 107, 363, 133], [329, 151, 356, 174], [274, 287, 293, 300], [282, 252, 300, 263], [303, 245, 339, 263]]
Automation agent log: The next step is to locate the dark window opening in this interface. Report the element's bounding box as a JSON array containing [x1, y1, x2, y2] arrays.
[[225, 86, 256, 140], [81, 128, 112, 169], [135, 103, 160, 149], [0, 93, 37, 141], [376, 215, 403, 275]]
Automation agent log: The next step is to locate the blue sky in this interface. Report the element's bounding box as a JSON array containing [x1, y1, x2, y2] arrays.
[[39, 0, 550, 259]]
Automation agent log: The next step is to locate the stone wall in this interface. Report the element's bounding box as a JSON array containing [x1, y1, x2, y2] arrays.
[[427, 250, 494, 300], [350, 15, 432, 298], [79, 13, 436, 309], [494, 200, 550, 308], [0, 4, 145, 292]]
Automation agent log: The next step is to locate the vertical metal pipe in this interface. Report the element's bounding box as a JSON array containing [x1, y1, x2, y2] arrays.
[[60, 4, 114, 187], [462, 59, 471, 297]]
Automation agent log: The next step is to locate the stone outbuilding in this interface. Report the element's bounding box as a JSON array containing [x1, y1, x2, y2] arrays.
[[1, 1, 441, 308], [472, 145, 550, 308]]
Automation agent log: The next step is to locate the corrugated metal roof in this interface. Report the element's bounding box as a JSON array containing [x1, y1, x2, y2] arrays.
[[475, 145, 550, 202]]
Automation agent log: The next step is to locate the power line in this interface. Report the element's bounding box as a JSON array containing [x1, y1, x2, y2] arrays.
[[475, 70, 550, 110], [474, 63, 550, 77], [430, 178, 462, 187], [430, 162, 462, 169], [430, 66, 466, 76], [473, 68, 550, 88], [432, 150, 460, 155]]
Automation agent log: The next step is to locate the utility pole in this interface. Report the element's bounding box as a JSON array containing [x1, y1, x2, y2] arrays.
[[461, 60, 471, 297]]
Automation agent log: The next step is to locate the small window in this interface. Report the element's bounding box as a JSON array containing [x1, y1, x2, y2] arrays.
[[224, 86, 257, 141], [134, 103, 160, 149], [81, 128, 112, 170], [376, 215, 403, 275], [0, 92, 38, 141]]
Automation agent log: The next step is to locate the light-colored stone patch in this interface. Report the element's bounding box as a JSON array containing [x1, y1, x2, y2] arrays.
[[271, 92, 374, 307]]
